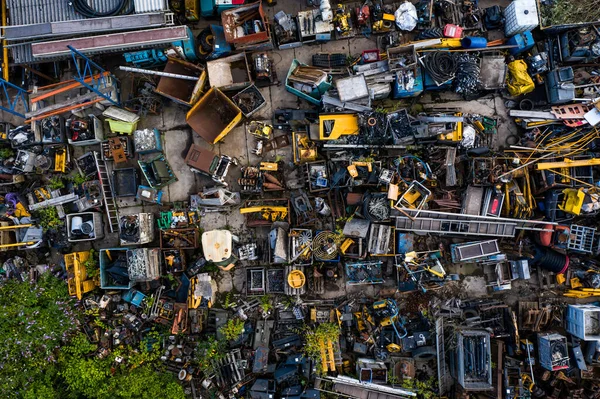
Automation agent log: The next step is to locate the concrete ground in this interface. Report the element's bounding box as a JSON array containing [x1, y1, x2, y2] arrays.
[[4, 0, 518, 300]]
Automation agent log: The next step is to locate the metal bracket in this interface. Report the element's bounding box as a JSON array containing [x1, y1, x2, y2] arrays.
[[68, 45, 120, 106], [0, 78, 28, 118]]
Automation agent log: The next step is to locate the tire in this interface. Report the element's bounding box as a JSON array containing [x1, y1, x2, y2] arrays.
[[412, 346, 437, 360], [415, 27, 443, 40], [197, 29, 214, 56]]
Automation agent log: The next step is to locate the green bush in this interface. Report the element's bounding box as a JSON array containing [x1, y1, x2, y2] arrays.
[[34, 207, 62, 231], [220, 318, 245, 341], [0, 274, 79, 398]]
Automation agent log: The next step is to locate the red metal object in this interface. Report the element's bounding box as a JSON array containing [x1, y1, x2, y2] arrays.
[[362, 49, 380, 63], [221, 1, 270, 45], [443, 24, 463, 38]]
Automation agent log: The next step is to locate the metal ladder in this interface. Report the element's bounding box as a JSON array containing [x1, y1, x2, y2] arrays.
[[395, 216, 517, 237], [93, 151, 119, 233]]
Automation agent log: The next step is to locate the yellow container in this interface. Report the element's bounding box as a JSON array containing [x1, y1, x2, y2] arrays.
[[186, 87, 242, 144], [106, 118, 139, 135], [65, 251, 97, 300], [287, 270, 306, 289]]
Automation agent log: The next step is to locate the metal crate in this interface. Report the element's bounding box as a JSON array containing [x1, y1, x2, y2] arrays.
[[454, 330, 493, 391], [567, 225, 596, 253], [566, 304, 600, 341], [538, 333, 569, 371]]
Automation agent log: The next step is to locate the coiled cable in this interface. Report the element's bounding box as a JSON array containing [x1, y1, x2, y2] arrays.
[[72, 0, 132, 18], [421, 51, 457, 85]]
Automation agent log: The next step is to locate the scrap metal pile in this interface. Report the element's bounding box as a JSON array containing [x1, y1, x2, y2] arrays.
[[1, 0, 600, 398]]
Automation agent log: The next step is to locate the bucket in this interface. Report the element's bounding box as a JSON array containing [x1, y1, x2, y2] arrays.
[[461, 36, 487, 49]]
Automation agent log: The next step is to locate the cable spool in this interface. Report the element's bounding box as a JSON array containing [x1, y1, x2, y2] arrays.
[[313, 231, 339, 261], [532, 245, 569, 274]]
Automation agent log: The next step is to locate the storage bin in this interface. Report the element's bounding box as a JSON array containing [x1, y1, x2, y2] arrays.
[[66, 212, 104, 242], [186, 87, 242, 144], [538, 333, 569, 371], [566, 304, 600, 340], [155, 58, 206, 107], [112, 168, 138, 197], [134, 128, 163, 154], [102, 106, 140, 134], [285, 59, 332, 105], [127, 248, 161, 282], [504, 0, 539, 36], [67, 114, 104, 146], [99, 248, 133, 290]]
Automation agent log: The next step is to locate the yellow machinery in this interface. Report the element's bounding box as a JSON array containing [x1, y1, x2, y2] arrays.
[[54, 148, 67, 172], [536, 158, 600, 170], [347, 161, 372, 178], [259, 162, 278, 171], [0, 223, 41, 250], [292, 131, 317, 164], [340, 238, 354, 254], [248, 121, 273, 139], [437, 112, 463, 142], [333, 4, 351, 36], [319, 114, 359, 140], [65, 251, 97, 300], [240, 206, 288, 222], [558, 188, 586, 215], [184, 0, 200, 21], [319, 337, 339, 373]]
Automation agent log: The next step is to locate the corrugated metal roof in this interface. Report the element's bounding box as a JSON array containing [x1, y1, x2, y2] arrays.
[[7, 0, 125, 26]]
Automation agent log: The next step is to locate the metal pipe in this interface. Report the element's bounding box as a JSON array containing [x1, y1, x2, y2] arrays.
[[118, 66, 199, 81], [0, 224, 32, 230]]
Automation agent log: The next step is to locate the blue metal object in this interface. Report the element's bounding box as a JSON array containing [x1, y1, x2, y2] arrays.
[[207, 25, 233, 60], [123, 49, 168, 68], [68, 45, 120, 106], [393, 68, 424, 98], [507, 31, 534, 55], [424, 68, 452, 90], [122, 289, 146, 307], [0, 78, 28, 118]]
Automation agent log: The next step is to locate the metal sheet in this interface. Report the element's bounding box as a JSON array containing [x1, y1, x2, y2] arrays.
[[133, 0, 168, 12], [31, 26, 189, 58], [5, 13, 168, 41]]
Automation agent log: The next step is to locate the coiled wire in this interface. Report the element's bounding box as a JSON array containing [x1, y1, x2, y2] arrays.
[[72, 0, 133, 18], [421, 51, 457, 85]]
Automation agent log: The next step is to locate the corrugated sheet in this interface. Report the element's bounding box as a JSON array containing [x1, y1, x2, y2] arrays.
[[133, 0, 168, 13], [7, 0, 125, 26]]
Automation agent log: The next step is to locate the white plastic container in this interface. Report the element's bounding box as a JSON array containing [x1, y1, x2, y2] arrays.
[[504, 0, 538, 37]]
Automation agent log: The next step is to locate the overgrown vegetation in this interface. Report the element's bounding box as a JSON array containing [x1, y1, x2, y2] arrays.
[[0, 274, 187, 399], [196, 336, 226, 374], [0, 148, 15, 159], [259, 295, 273, 313], [34, 207, 62, 231], [401, 377, 438, 399], [301, 322, 341, 375], [540, 0, 600, 26], [48, 175, 65, 190], [83, 249, 99, 278], [220, 318, 245, 341], [69, 172, 88, 186], [0, 274, 79, 398]]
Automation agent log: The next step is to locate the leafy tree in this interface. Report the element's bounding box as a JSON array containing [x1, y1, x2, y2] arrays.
[[0, 274, 79, 398]]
